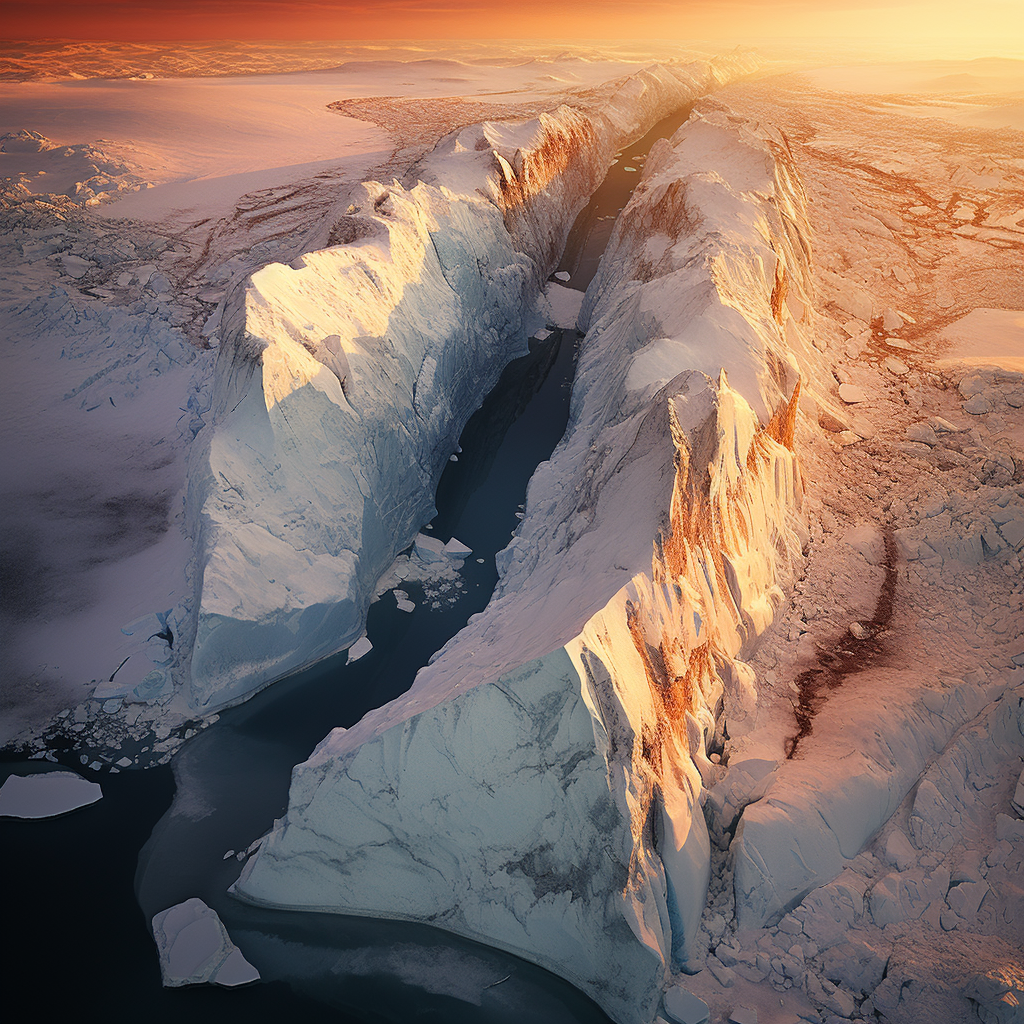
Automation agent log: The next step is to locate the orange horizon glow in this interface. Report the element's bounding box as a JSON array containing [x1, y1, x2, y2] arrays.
[[1, 1, 1022, 58]]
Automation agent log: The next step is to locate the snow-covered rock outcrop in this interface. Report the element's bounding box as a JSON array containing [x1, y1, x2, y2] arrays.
[[186, 57, 760, 710], [232, 105, 819, 1024]]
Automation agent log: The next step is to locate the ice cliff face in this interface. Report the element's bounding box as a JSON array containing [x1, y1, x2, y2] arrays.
[[233, 105, 819, 1024], [186, 56, 761, 710]]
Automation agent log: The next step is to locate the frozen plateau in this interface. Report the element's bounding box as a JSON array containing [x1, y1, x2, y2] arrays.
[[2, 39, 1023, 1024]]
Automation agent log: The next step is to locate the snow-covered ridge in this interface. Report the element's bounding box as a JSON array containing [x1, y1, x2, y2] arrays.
[[185, 56, 761, 710], [232, 104, 818, 1024]]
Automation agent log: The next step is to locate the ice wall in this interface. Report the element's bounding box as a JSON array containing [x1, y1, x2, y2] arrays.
[[233, 106, 819, 1024], [186, 57, 761, 710]]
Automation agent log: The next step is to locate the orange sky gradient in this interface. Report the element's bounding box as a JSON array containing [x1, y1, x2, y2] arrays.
[[1, 0, 1021, 56]]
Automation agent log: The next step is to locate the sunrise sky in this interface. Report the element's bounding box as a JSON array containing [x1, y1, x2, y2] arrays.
[[1, 0, 1022, 56]]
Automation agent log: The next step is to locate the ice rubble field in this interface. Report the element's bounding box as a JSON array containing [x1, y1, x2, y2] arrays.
[[2, 41, 1024, 1024]]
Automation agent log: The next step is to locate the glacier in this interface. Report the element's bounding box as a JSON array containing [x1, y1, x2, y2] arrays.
[[232, 103, 824, 1024], [185, 56, 761, 711]]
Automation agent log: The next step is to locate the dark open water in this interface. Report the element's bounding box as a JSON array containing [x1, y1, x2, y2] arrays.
[[1, 103, 693, 1023]]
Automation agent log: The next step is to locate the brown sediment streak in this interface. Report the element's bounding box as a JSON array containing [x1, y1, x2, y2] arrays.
[[769, 259, 788, 325], [627, 379, 803, 729], [785, 527, 899, 760]]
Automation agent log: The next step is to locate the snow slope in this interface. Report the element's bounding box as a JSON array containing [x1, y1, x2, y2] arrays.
[[186, 57, 761, 711], [232, 103, 819, 1024]]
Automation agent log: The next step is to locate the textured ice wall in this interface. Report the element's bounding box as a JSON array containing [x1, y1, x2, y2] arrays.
[[233, 106, 819, 1024], [186, 57, 760, 711]]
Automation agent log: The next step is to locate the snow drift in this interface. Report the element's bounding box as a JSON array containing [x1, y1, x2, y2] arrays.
[[185, 56, 761, 710], [232, 104, 819, 1024]]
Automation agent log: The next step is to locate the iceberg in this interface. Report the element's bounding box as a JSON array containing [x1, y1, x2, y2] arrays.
[[233, 103, 819, 1024], [0, 770, 102, 819], [151, 897, 260, 988], [186, 56, 762, 712]]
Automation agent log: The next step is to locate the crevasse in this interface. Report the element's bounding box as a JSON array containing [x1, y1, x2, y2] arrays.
[[183, 56, 761, 711], [232, 104, 828, 1024]]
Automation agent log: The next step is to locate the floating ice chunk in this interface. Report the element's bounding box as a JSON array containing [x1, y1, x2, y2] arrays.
[[212, 947, 261, 986], [542, 282, 585, 328], [116, 757, 133, 768], [347, 636, 373, 663], [396, 598, 416, 613], [413, 533, 446, 562], [151, 898, 259, 988], [532, 328, 553, 341], [449, 454, 459, 462], [443, 537, 472, 560], [0, 771, 102, 818], [663, 987, 710, 1024], [554, 270, 571, 282]]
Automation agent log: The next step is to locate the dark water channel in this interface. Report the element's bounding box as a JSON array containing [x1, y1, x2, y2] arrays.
[[2, 103, 694, 1023]]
